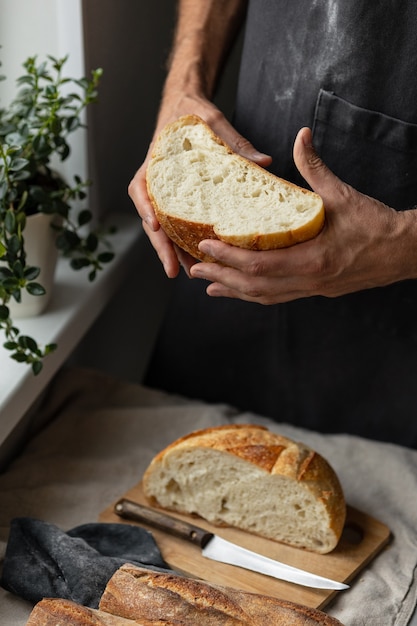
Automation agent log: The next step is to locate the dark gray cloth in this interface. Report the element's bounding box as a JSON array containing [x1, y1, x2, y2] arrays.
[[0, 518, 170, 608], [145, 1, 417, 448]]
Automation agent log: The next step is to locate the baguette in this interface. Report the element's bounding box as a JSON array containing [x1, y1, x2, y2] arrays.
[[99, 564, 343, 625], [146, 115, 324, 260], [26, 597, 162, 625], [143, 424, 346, 554]]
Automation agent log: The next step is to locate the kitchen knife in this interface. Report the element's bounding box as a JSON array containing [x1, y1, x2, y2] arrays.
[[114, 498, 349, 591]]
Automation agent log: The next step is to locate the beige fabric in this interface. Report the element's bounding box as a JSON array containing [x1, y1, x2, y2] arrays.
[[0, 367, 416, 625]]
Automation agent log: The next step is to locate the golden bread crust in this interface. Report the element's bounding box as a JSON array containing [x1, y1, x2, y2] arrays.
[[143, 424, 346, 552], [26, 598, 140, 625], [100, 564, 344, 625]]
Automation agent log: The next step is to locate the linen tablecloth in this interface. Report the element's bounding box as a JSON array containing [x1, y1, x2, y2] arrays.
[[0, 367, 416, 625]]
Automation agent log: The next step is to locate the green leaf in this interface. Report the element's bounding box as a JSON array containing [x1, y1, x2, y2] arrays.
[[12, 260, 24, 279], [19, 334, 38, 353], [0, 304, 10, 320], [7, 234, 22, 255], [5, 210, 17, 234], [66, 116, 80, 132], [26, 282, 46, 296], [98, 251, 114, 264], [56, 230, 80, 251], [12, 169, 31, 181], [58, 143, 70, 161], [10, 289, 22, 303], [3, 341, 18, 350], [32, 361, 43, 376], [3, 277, 20, 291], [77, 209, 91, 226], [50, 118, 62, 134], [9, 157, 29, 171], [23, 266, 41, 280], [70, 257, 90, 270], [0, 267, 13, 278], [11, 352, 28, 363], [16, 75, 33, 86], [86, 232, 98, 252]]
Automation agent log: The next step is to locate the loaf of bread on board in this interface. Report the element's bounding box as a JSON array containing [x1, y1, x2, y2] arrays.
[[99, 563, 343, 625], [143, 424, 346, 554], [146, 115, 324, 260]]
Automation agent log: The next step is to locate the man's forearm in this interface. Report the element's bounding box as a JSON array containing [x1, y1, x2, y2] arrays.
[[163, 0, 247, 103]]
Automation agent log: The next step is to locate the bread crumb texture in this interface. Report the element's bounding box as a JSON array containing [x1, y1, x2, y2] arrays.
[[146, 116, 325, 259], [143, 424, 346, 554]]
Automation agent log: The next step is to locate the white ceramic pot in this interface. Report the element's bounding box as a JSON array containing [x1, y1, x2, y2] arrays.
[[8, 212, 59, 319]]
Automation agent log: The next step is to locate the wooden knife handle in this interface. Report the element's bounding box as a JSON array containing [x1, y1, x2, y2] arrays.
[[114, 498, 214, 548]]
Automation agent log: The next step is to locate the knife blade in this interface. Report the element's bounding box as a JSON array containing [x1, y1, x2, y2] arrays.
[[114, 498, 349, 591]]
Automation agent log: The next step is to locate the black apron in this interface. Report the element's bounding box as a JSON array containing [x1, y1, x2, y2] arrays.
[[145, 0, 417, 448]]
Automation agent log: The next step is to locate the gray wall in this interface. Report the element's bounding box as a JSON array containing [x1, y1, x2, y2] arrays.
[[74, 0, 243, 382]]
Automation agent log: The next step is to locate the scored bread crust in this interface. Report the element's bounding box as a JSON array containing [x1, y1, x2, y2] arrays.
[[26, 565, 344, 626], [146, 115, 325, 261], [25, 597, 144, 625], [143, 424, 346, 554], [99, 564, 344, 625]]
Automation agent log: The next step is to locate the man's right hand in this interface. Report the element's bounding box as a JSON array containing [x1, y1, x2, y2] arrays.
[[128, 101, 272, 278]]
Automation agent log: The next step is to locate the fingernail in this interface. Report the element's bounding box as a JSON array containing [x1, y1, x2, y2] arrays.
[[301, 127, 313, 148], [190, 264, 202, 278], [198, 240, 212, 255]]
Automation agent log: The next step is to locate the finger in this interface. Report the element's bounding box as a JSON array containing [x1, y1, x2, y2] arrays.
[[142, 220, 181, 278], [229, 131, 272, 166], [196, 239, 275, 272], [205, 280, 307, 305], [209, 114, 272, 167], [174, 245, 197, 278], [293, 127, 347, 202], [128, 164, 160, 231], [191, 257, 281, 302], [196, 238, 310, 277]]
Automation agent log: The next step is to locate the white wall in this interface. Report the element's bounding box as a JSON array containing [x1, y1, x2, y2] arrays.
[[0, 0, 87, 188]]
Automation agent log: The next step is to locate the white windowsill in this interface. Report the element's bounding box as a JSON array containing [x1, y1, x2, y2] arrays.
[[0, 212, 142, 449]]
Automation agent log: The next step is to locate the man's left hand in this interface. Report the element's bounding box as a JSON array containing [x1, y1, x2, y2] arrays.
[[190, 127, 417, 304]]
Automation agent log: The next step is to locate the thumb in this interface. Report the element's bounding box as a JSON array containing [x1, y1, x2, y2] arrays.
[[293, 127, 343, 199]]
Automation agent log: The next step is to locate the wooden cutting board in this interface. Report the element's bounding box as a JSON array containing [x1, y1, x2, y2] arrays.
[[100, 481, 391, 611]]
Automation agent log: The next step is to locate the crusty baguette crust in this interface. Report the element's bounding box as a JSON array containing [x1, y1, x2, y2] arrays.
[[26, 566, 344, 625], [146, 115, 325, 261], [26, 597, 147, 625], [143, 425, 346, 553], [99, 564, 344, 625]]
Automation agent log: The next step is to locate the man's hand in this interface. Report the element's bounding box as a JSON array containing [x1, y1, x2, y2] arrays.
[[189, 127, 417, 304]]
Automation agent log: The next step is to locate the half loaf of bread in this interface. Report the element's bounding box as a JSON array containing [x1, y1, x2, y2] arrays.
[[146, 115, 325, 260], [143, 424, 346, 554]]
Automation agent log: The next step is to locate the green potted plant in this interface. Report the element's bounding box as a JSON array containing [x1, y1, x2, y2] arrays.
[[0, 54, 114, 375]]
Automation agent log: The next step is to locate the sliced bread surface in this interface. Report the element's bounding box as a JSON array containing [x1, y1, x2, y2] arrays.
[[146, 115, 325, 260], [143, 424, 346, 554]]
